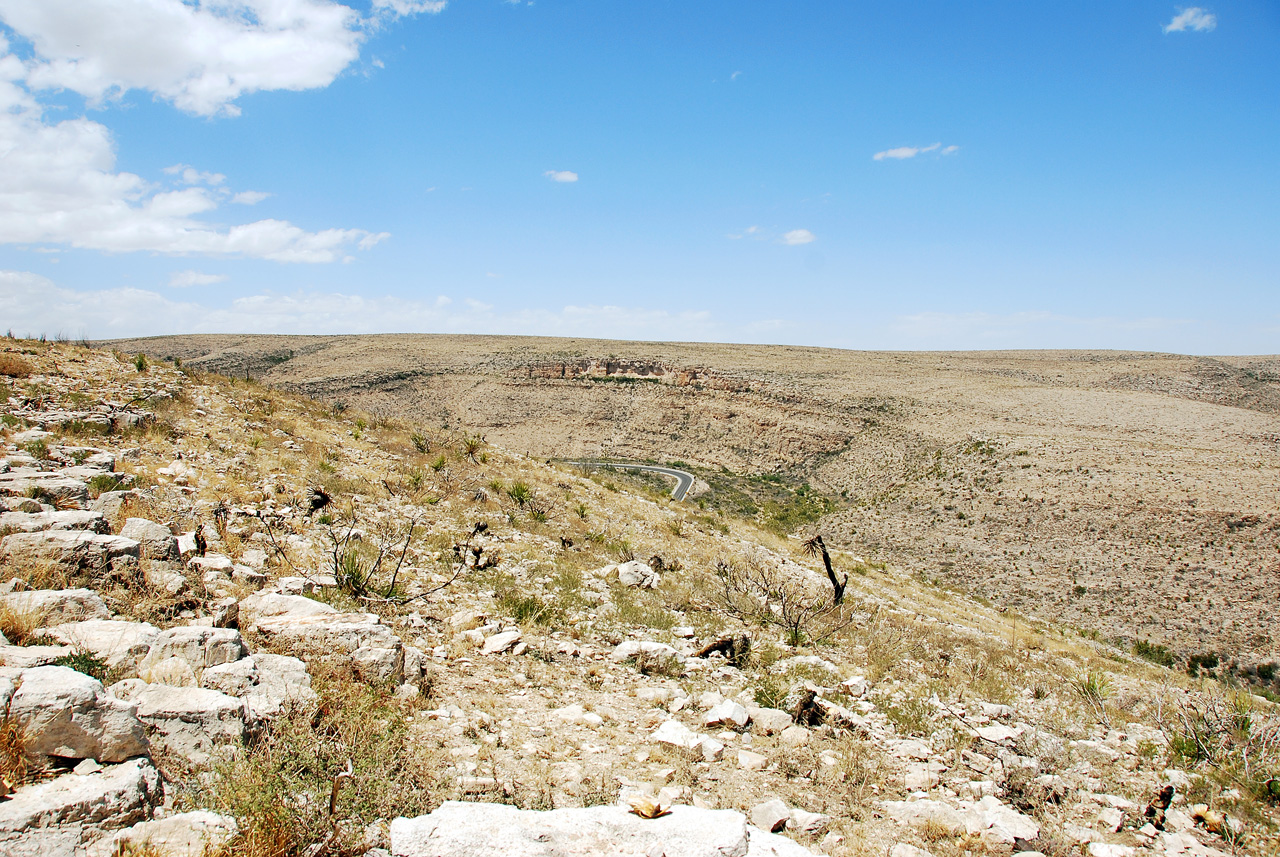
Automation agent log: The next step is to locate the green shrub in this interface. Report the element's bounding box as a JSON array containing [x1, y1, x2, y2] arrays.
[[1134, 639, 1176, 668]]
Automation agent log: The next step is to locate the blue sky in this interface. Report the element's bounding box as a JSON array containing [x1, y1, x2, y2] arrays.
[[0, 1, 1276, 352]]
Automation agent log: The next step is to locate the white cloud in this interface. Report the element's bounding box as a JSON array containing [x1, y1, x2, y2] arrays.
[[169, 269, 226, 288], [0, 0, 447, 118], [1164, 7, 1216, 32], [371, 0, 447, 18], [232, 191, 271, 205], [544, 170, 579, 183], [0, 270, 724, 341], [873, 142, 962, 161], [730, 70, 742, 81], [0, 42, 384, 263], [164, 164, 225, 186], [782, 229, 816, 246]]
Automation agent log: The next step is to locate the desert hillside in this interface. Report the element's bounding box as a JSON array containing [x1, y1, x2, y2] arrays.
[[107, 334, 1280, 671], [1, 337, 1277, 856]]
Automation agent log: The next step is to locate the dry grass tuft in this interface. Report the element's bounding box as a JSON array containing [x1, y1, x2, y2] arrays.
[[0, 603, 46, 646]]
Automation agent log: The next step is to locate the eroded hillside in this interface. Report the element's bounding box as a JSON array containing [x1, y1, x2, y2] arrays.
[[107, 334, 1280, 672]]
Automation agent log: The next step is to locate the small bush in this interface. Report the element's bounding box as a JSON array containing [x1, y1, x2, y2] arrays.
[[0, 354, 33, 377], [133, 353, 148, 373], [53, 651, 112, 683], [410, 431, 431, 454], [1134, 639, 1176, 668]]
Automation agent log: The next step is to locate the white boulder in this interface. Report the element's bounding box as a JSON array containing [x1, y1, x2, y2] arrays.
[[389, 801, 819, 857], [3, 665, 148, 762]]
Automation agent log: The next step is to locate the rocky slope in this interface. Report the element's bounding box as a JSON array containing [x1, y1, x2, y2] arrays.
[[105, 334, 1280, 672], [1, 339, 1276, 857]]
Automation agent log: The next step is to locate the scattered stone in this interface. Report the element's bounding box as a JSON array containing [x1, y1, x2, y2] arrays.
[[704, 699, 750, 730], [751, 799, 791, 833], [201, 652, 317, 719], [747, 707, 793, 736], [787, 808, 831, 835], [651, 719, 703, 750], [738, 750, 768, 771], [0, 757, 162, 835], [615, 560, 660, 588], [0, 509, 107, 536], [779, 725, 810, 748], [882, 799, 967, 836], [482, 629, 522, 655]]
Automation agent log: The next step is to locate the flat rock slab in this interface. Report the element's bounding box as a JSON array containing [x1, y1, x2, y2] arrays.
[[390, 801, 818, 857], [132, 684, 252, 764], [0, 510, 107, 536], [46, 619, 159, 670], [1, 588, 110, 624], [0, 758, 162, 833], [0, 470, 90, 507], [0, 530, 138, 575]]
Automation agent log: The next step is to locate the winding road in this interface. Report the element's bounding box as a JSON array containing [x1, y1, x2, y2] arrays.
[[563, 460, 696, 502]]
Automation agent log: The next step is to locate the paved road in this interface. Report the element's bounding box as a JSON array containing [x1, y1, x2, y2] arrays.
[[563, 460, 696, 502]]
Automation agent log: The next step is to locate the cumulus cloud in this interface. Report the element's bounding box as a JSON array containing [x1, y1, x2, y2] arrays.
[[544, 170, 579, 183], [1164, 7, 1216, 32], [0, 270, 724, 342], [782, 229, 816, 246], [0, 29, 385, 262], [169, 269, 226, 288], [873, 142, 959, 161]]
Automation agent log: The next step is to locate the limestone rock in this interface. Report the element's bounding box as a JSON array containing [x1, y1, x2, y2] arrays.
[[704, 699, 751, 730], [239, 591, 337, 628], [0, 643, 73, 668], [615, 560, 660, 588], [481, 629, 522, 655], [0, 470, 90, 508], [201, 652, 317, 719], [4, 665, 148, 762], [751, 798, 790, 833], [651, 718, 704, 750], [45, 619, 160, 670], [112, 810, 238, 857], [253, 610, 404, 684], [119, 517, 180, 561], [0, 510, 107, 536], [132, 684, 253, 764], [738, 750, 768, 771], [0, 758, 162, 834], [787, 808, 831, 835], [389, 801, 820, 857], [612, 640, 682, 663], [143, 625, 246, 671], [963, 796, 1040, 844], [747, 707, 793, 735], [882, 799, 967, 836], [0, 530, 139, 577], [0, 588, 109, 624]]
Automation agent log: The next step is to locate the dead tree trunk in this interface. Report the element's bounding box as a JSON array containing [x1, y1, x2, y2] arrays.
[[803, 534, 847, 605]]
